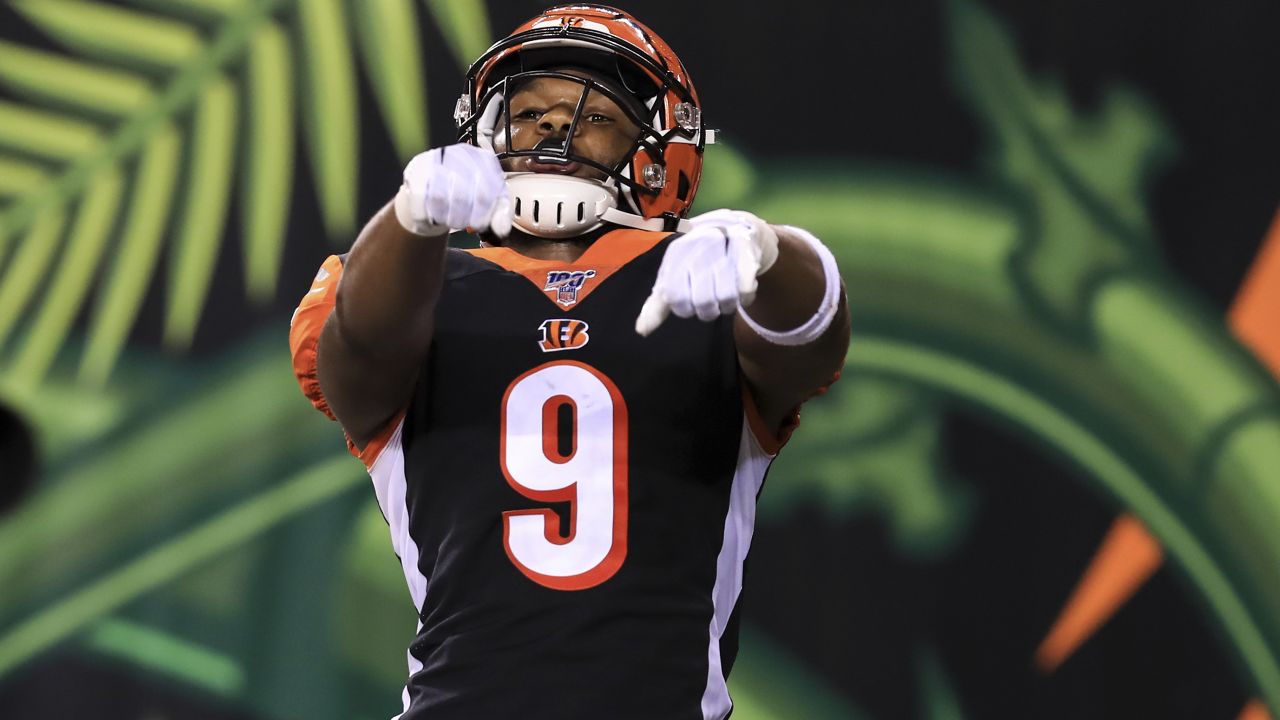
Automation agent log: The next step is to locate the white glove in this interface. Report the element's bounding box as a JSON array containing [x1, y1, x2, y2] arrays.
[[394, 144, 512, 237], [635, 209, 779, 336]]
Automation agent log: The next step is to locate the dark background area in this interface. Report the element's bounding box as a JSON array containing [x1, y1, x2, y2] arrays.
[[5, 0, 1271, 354]]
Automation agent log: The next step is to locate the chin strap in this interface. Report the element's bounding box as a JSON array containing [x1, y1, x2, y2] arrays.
[[506, 173, 614, 238], [503, 173, 694, 238], [600, 207, 693, 233]]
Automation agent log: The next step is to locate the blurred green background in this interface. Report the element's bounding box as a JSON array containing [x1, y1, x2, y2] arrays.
[[0, 0, 1278, 718]]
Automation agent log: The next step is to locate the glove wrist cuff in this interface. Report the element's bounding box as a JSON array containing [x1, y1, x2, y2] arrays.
[[740, 226, 841, 346], [754, 219, 779, 275]]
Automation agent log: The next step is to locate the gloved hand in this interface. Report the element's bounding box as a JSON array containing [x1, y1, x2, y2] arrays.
[[635, 209, 779, 336], [393, 144, 512, 237]]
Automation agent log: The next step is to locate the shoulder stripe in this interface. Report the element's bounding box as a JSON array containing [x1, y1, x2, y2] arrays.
[[351, 409, 407, 469], [289, 254, 345, 421], [702, 419, 774, 718]]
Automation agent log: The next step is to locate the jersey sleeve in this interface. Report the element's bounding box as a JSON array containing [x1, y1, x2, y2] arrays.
[[289, 254, 344, 421], [288, 254, 407, 469]]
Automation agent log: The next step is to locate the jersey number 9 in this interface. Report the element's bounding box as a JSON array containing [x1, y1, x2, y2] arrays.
[[500, 361, 628, 590]]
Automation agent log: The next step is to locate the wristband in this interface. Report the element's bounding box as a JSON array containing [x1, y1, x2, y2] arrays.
[[739, 226, 843, 346]]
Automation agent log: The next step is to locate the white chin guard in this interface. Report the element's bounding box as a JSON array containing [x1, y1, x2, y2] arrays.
[[505, 173, 617, 238]]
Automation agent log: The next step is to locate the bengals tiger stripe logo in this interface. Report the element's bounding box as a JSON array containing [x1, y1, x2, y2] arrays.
[[538, 319, 590, 352]]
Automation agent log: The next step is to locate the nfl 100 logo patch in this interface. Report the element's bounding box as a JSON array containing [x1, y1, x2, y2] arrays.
[[544, 269, 597, 307]]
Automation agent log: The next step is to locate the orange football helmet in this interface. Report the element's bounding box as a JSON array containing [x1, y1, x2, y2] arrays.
[[455, 4, 710, 230]]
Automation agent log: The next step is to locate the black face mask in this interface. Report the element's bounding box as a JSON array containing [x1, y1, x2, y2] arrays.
[[532, 137, 571, 163], [487, 71, 655, 188]]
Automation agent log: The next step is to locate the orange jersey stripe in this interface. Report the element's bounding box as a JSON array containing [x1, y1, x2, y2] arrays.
[[464, 228, 670, 308], [353, 411, 407, 470]]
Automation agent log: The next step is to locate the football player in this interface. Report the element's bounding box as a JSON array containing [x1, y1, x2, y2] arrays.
[[290, 5, 849, 718]]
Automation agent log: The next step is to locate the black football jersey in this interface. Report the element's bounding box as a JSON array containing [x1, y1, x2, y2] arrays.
[[291, 228, 783, 720]]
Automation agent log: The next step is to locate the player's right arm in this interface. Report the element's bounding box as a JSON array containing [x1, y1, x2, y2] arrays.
[[315, 144, 512, 449]]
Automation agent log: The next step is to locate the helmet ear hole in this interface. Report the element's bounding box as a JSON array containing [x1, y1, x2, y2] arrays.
[[676, 171, 690, 202]]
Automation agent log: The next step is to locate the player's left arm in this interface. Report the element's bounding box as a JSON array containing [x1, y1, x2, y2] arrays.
[[635, 210, 850, 435], [735, 225, 850, 433]]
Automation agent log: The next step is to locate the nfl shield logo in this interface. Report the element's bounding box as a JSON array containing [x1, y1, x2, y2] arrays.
[[543, 270, 597, 307]]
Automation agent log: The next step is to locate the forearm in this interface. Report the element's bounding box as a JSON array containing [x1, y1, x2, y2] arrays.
[[318, 199, 448, 446], [330, 200, 448, 355], [735, 225, 849, 427], [746, 227, 826, 331], [313, 143, 510, 447]]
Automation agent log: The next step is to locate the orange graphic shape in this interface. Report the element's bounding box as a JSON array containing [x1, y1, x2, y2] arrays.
[[1239, 699, 1274, 720], [1229, 207, 1280, 376], [1034, 514, 1164, 673], [1035, 205, 1280, 675]]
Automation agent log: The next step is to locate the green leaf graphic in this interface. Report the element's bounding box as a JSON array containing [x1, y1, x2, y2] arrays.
[[0, 42, 153, 117], [0, 0, 481, 387], [12, 0, 202, 68], [0, 453, 359, 677], [919, 646, 967, 720], [298, 0, 359, 238], [946, 0, 1177, 330], [0, 101, 100, 161], [424, 0, 492, 71], [84, 617, 246, 698], [124, 0, 248, 19], [10, 165, 124, 387], [81, 125, 182, 385], [0, 338, 335, 613], [730, 625, 874, 720], [0, 205, 68, 353], [242, 22, 294, 302], [165, 76, 237, 349], [353, 0, 428, 161], [0, 157, 47, 199]]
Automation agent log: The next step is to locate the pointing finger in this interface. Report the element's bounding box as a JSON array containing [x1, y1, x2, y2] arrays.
[[635, 291, 670, 336]]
